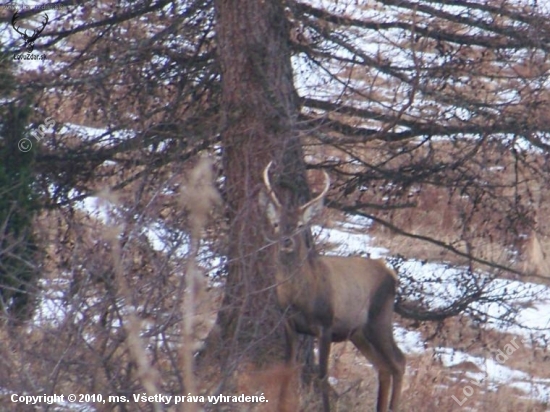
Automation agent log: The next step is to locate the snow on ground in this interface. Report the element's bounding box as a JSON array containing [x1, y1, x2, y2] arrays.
[[394, 326, 425, 355], [313, 214, 389, 258], [77, 196, 115, 224], [437, 347, 550, 403], [57, 123, 135, 147]]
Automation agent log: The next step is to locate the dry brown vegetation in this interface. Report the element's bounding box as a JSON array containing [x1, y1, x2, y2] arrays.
[[313, 138, 550, 281]]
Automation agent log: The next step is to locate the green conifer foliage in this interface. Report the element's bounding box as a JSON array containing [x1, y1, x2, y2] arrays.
[[0, 58, 40, 323]]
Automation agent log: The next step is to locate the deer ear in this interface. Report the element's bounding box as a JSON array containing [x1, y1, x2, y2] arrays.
[[258, 191, 280, 227], [302, 197, 324, 224]]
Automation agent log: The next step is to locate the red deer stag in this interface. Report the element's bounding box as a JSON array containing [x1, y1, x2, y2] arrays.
[[259, 161, 405, 412]]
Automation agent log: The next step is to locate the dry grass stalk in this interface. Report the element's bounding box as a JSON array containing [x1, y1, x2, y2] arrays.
[[95, 189, 163, 412], [108, 224, 164, 412], [179, 157, 221, 412]]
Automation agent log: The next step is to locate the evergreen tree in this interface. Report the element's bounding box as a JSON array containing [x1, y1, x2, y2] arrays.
[[0, 57, 39, 323]]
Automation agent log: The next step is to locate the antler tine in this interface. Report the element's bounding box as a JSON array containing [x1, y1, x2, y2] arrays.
[[29, 13, 48, 39], [37, 14, 49, 34], [11, 12, 26, 36], [262, 161, 282, 209], [299, 169, 330, 212]]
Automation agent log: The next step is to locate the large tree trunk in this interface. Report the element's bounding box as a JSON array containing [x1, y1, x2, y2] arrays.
[[202, 0, 314, 389]]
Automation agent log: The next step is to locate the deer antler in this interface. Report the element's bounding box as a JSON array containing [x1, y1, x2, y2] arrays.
[[11, 12, 26, 37], [11, 12, 48, 41], [32, 14, 49, 39], [299, 169, 330, 212], [263, 161, 330, 210], [262, 161, 282, 209]]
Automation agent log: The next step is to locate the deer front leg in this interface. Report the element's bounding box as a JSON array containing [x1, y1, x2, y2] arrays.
[[278, 321, 298, 411], [318, 327, 332, 412], [284, 320, 297, 364]]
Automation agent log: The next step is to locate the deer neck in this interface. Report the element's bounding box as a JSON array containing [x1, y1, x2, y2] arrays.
[[275, 243, 320, 298]]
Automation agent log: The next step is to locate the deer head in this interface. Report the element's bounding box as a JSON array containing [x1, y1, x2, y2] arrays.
[[12, 12, 49, 53], [260, 161, 330, 255]]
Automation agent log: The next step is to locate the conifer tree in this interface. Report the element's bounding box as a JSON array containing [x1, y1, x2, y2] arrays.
[[0, 57, 39, 323]]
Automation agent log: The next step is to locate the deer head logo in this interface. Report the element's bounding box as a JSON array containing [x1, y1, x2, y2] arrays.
[[11, 11, 49, 53]]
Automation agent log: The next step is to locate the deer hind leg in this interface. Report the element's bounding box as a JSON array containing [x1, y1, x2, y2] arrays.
[[388, 342, 405, 412], [363, 312, 405, 412], [369, 338, 404, 412], [351, 332, 392, 412]]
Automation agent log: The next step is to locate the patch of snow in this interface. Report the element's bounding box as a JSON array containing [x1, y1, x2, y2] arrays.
[[437, 347, 550, 402], [394, 326, 425, 355], [58, 123, 134, 146], [76, 196, 114, 223], [328, 376, 339, 385]]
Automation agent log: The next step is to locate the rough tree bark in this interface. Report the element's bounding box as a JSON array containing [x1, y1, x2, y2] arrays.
[[202, 0, 314, 389]]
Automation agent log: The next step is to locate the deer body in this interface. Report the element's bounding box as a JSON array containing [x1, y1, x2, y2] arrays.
[[260, 162, 405, 412], [276, 255, 394, 339]]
